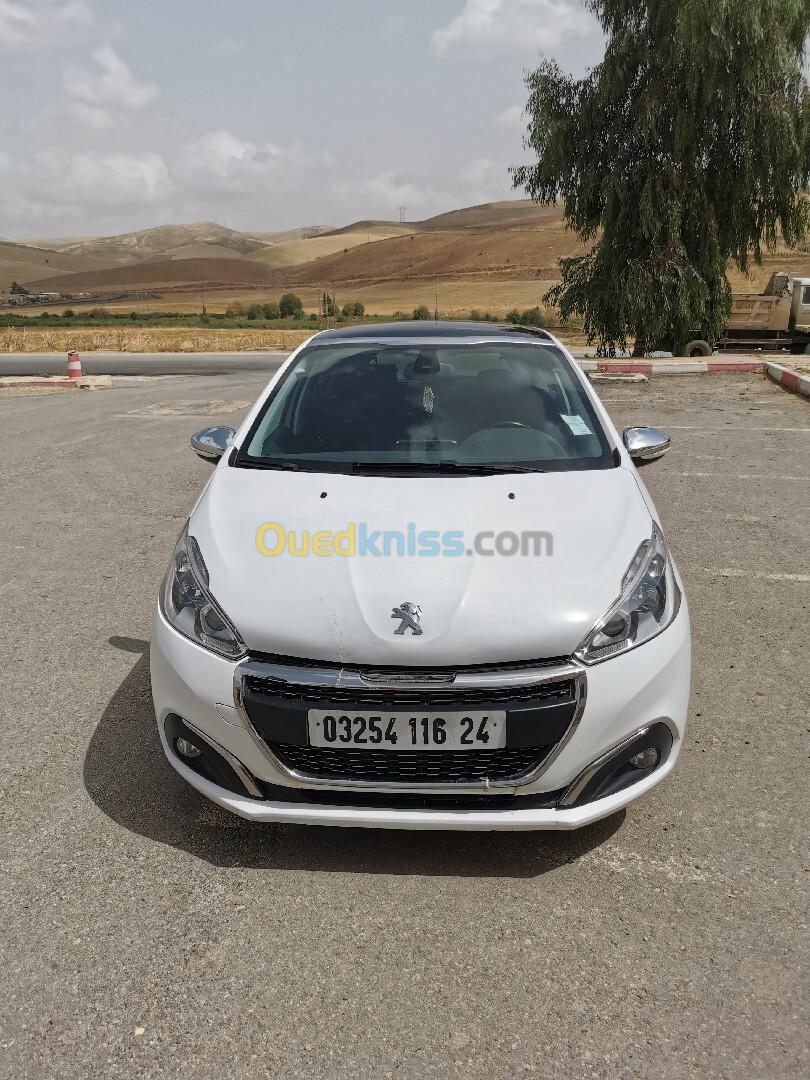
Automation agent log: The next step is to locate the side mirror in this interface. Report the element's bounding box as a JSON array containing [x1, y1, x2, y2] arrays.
[[623, 426, 671, 464], [190, 426, 235, 463]]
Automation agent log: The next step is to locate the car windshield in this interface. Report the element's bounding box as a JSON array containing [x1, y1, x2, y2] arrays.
[[237, 340, 615, 474]]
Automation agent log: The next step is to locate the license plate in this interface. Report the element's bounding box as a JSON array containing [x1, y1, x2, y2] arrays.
[[307, 710, 506, 750]]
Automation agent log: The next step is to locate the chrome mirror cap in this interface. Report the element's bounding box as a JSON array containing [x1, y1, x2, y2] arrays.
[[190, 426, 236, 463], [623, 426, 671, 463]]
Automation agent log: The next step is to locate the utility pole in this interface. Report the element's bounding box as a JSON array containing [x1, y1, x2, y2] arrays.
[[399, 206, 407, 223], [434, 276, 439, 321]]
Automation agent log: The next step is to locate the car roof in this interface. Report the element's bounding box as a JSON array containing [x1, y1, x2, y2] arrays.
[[313, 321, 558, 345]]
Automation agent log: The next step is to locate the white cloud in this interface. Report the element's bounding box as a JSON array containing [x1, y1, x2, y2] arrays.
[[25, 150, 173, 208], [332, 171, 440, 212], [458, 157, 513, 204], [495, 104, 524, 130], [65, 43, 158, 129], [333, 162, 512, 221], [432, 0, 597, 57], [211, 35, 243, 55], [461, 157, 500, 188], [0, 0, 92, 50], [176, 129, 332, 198], [0, 148, 173, 231]]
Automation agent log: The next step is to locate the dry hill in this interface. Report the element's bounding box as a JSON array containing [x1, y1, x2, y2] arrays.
[[0, 240, 110, 292], [28, 257, 278, 293], [288, 221, 585, 288], [56, 222, 270, 264], [247, 224, 416, 269]]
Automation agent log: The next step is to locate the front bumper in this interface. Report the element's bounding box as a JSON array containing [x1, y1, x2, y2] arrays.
[[150, 602, 691, 831]]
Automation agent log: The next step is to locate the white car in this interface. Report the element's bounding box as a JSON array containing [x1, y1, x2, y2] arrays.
[[150, 323, 691, 830]]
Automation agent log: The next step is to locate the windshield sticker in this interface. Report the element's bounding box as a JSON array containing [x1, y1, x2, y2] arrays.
[[561, 414, 593, 436]]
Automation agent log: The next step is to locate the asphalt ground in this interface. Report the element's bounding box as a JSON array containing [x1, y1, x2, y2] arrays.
[[0, 347, 786, 377], [1, 372, 808, 1079], [0, 351, 289, 377]]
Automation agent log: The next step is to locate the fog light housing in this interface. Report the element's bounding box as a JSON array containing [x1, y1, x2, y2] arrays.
[[175, 736, 202, 759], [559, 722, 674, 808], [629, 747, 660, 770]]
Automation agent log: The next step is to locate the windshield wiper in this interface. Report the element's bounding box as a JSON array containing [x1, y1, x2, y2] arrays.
[[350, 460, 543, 475], [236, 458, 303, 471]]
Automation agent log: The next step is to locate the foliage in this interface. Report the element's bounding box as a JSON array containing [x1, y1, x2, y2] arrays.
[[342, 301, 365, 317], [512, 0, 810, 352], [10, 281, 29, 295], [262, 302, 281, 320], [412, 305, 432, 320], [279, 292, 305, 318], [505, 306, 547, 327]]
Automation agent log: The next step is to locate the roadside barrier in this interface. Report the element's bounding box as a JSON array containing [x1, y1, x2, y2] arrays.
[[765, 362, 810, 402]]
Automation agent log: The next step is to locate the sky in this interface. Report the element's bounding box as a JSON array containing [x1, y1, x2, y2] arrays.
[[0, 0, 606, 239]]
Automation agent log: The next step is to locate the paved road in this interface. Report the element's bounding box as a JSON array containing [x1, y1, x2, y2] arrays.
[[0, 347, 775, 377], [0, 351, 289, 376], [1, 372, 808, 1079]]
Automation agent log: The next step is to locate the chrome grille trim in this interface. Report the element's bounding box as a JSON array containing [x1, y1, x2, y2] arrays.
[[233, 657, 587, 796]]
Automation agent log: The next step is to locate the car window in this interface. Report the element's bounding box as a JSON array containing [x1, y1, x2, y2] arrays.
[[238, 341, 615, 473]]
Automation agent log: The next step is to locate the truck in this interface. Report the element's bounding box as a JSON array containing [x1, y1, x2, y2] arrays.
[[681, 272, 810, 356]]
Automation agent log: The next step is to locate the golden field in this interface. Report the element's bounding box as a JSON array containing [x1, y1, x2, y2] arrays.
[[0, 327, 313, 353]]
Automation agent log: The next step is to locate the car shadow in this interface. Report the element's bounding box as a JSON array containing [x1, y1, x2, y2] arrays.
[[83, 637, 624, 877]]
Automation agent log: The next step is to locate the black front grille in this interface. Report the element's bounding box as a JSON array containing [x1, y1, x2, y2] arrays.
[[245, 675, 575, 712], [269, 743, 549, 785]]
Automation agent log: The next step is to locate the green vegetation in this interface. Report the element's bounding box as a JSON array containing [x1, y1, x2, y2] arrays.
[[10, 281, 29, 296], [279, 292, 305, 319], [0, 303, 392, 331], [505, 307, 547, 327], [513, 0, 810, 353], [0, 310, 323, 331], [412, 305, 432, 320]]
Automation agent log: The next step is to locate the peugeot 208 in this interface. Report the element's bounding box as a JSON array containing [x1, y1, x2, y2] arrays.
[[150, 323, 690, 829]]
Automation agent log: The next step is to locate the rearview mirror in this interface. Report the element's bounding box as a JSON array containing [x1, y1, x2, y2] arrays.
[[190, 426, 235, 463], [623, 426, 671, 464]]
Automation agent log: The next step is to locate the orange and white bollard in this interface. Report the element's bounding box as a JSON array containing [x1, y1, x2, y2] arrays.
[[67, 350, 82, 379]]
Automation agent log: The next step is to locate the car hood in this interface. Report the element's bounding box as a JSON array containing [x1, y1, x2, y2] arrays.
[[189, 465, 652, 666]]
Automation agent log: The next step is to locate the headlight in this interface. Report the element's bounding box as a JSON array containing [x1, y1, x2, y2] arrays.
[[575, 522, 681, 665], [161, 525, 247, 660]]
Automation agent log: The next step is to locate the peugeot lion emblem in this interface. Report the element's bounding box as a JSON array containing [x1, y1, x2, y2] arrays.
[[391, 601, 423, 636]]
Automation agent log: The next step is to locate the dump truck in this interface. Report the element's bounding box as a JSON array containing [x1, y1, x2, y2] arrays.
[[681, 272, 810, 356]]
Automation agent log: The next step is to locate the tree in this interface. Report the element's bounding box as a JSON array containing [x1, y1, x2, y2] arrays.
[[246, 303, 263, 320], [341, 301, 365, 317], [262, 301, 281, 320], [10, 281, 29, 296], [279, 292, 304, 318], [412, 305, 431, 320], [512, 1, 810, 354], [321, 291, 337, 317]]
